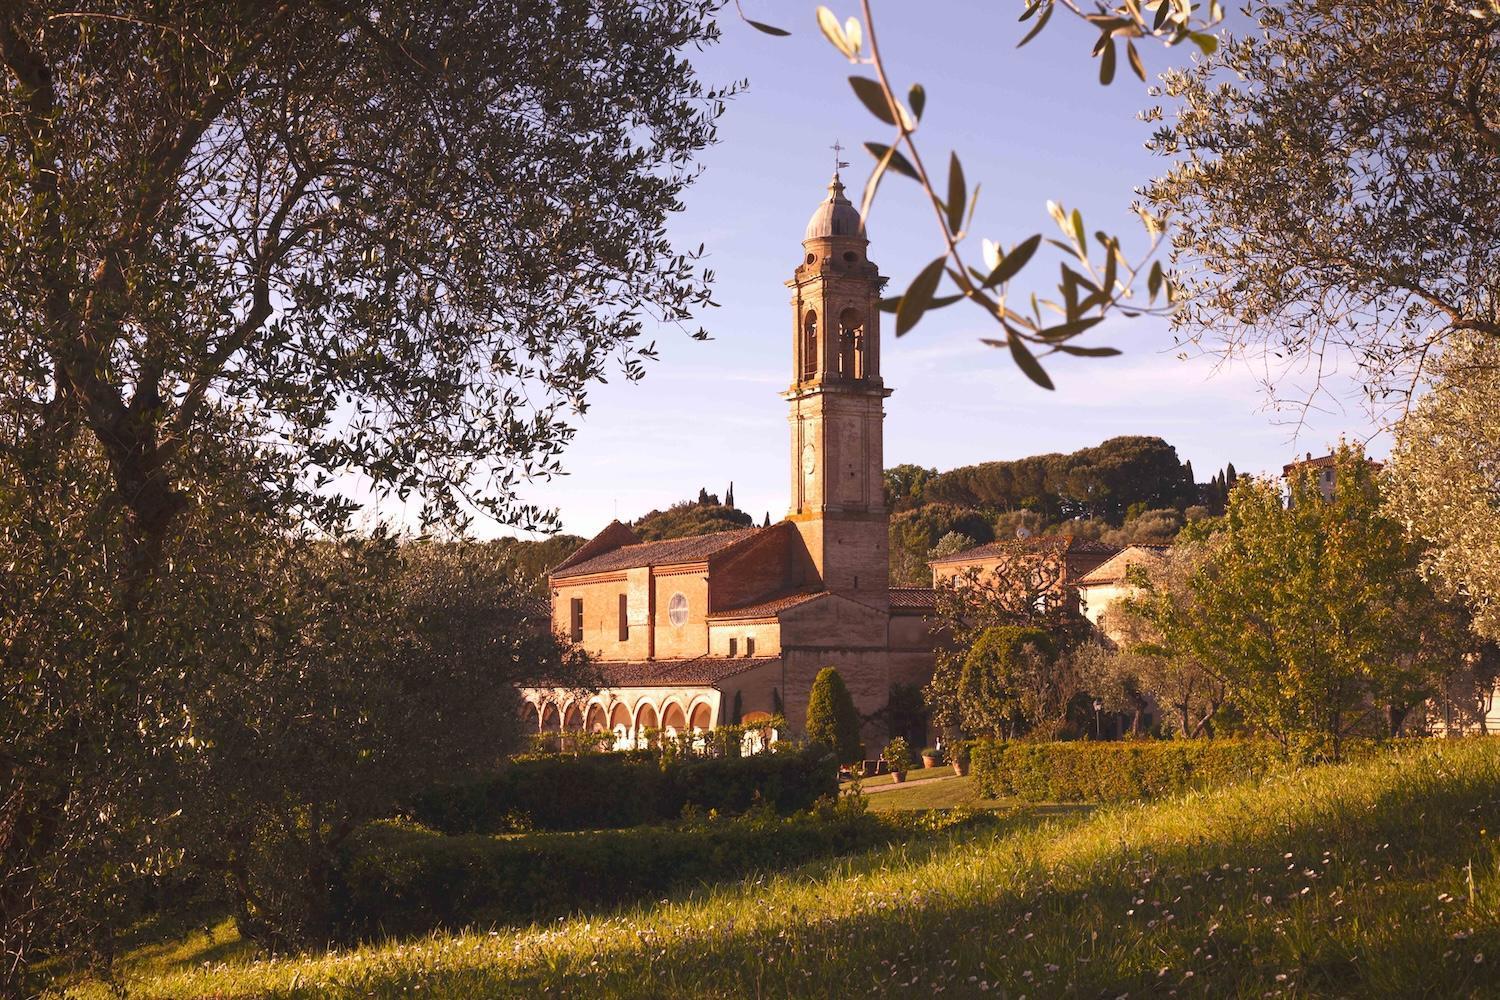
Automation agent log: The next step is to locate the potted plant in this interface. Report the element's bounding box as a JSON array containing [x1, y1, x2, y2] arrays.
[[920, 745, 944, 770], [950, 740, 972, 777], [882, 737, 911, 783]]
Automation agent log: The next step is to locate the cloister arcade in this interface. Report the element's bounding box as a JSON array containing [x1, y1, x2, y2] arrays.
[[523, 690, 719, 751]]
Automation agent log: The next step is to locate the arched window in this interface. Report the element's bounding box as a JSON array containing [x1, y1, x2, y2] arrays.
[[802, 310, 818, 380], [839, 309, 866, 380]]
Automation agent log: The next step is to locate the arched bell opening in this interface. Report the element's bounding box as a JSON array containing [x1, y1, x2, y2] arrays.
[[802, 310, 819, 381], [838, 308, 866, 380]]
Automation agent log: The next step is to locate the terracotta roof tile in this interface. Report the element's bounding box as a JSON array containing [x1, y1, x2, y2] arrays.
[[709, 590, 825, 619], [593, 656, 780, 687], [889, 587, 936, 609], [552, 527, 762, 579]]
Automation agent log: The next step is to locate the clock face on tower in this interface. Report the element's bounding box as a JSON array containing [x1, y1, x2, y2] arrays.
[[802, 443, 816, 476]]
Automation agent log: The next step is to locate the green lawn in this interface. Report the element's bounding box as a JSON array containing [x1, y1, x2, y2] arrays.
[[857, 772, 1091, 815], [64, 739, 1500, 998], [840, 763, 953, 789]]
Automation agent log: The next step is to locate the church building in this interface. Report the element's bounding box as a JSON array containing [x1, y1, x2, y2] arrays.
[[522, 171, 937, 749]]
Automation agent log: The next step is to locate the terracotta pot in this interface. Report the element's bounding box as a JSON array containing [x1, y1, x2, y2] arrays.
[[890, 771, 907, 783], [952, 759, 969, 777], [921, 754, 939, 769]]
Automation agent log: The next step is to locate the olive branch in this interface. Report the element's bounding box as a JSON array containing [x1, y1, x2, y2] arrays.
[[737, 0, 1225, 388]]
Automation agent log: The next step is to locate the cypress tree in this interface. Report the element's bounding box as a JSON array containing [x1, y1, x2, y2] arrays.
[[805, 667, 863, 764]]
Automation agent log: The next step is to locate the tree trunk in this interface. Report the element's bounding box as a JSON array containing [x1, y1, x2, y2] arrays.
[[1386, 702, 1410, 737]]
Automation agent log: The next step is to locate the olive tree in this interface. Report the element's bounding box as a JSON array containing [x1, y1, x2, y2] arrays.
[[1147, 0, 1500, 402], [0, 2, 723, 988], [1386, 336, 1500, 643], [1153, 450, 1471, 755], [0, 0, 727, 560], [926, 541, 1091, 736], [179, 539, 592, 949]]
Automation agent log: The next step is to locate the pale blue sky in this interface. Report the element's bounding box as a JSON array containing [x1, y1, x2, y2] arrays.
[[457, 3, 1384, 540]]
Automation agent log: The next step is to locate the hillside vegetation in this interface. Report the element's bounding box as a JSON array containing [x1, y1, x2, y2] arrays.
[[75, 739, 1500, 998], [885, 436, 1238, 584]]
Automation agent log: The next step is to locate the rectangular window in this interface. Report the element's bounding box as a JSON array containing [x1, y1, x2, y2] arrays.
[[618, 593, 629, 642], [728, 637, 738, 657], [569, 597, 583, 642], [746, 637, 756, 657]]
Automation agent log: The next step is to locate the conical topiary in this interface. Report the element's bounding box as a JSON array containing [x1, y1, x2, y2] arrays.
[[805, 667, 862, 764]]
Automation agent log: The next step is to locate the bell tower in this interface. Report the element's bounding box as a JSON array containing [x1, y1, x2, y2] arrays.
[[785, 168, 891, 597]]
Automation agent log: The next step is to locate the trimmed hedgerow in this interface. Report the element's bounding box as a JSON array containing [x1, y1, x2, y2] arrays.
[[410, 745, 837, 834], [971, 739, 1280, 802], [334, 803, 984, 941]]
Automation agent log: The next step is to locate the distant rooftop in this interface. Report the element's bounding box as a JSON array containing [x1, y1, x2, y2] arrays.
[[552, 526, 762, 580]]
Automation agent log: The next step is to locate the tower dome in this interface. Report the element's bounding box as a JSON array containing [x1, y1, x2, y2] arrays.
[[803, 172, 864, 241]]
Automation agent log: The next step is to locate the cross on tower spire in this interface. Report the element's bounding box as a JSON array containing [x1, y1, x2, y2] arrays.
[[830, 139, 849, 178]]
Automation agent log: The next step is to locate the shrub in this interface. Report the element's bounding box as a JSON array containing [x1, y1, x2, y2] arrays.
[[411, 745, 836, 834], [882, 738, 911, 776], [335, 801, 896, 940], [971, 739, 1279, 802], [957, 626, 1059, 740], [806, 667, 863, 764]]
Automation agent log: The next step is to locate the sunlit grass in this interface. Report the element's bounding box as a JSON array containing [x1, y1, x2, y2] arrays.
[[859, 773, 1041, 813], [66, 739, 1500, 998]]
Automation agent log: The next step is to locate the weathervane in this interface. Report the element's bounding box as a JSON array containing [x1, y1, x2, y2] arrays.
[[831, 139, 849, 178]]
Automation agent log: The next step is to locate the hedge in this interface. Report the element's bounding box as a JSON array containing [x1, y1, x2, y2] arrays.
[[411, 745, 837, 834], [970, 739, 1280, 802], [335, 803, 976, 941]]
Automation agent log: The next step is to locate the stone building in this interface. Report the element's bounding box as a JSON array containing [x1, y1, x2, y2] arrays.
[[1075, 543, 1169, 642], [523, 171, 936, 750], [1282, 451, 1384, 501], [929, 535, 1116, 598]]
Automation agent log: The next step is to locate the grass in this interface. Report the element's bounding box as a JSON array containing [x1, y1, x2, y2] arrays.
[[65, 739, 1500, 998], [840, 763, 954, 789], [861, 773, 1005, 812]]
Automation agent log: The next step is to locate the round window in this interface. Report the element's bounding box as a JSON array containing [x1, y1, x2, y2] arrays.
[[805, 252, 816, 264], [843, 250, 858, 262], [667, 592, 689, 626]]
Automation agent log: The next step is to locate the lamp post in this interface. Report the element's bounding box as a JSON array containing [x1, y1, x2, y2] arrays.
[[1093, 699, 1103, 740]]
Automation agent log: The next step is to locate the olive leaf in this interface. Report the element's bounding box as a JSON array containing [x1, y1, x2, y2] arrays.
[[849, 76, 897, 127], [946, 153, 966, 235], [983, 234, 1042, 288], [1006, 329, 1056, 389], [817, 7, 858, 60], [745, 18, 790, 36], [896, 257, 948, 336], [863, 142, 918, 180]]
